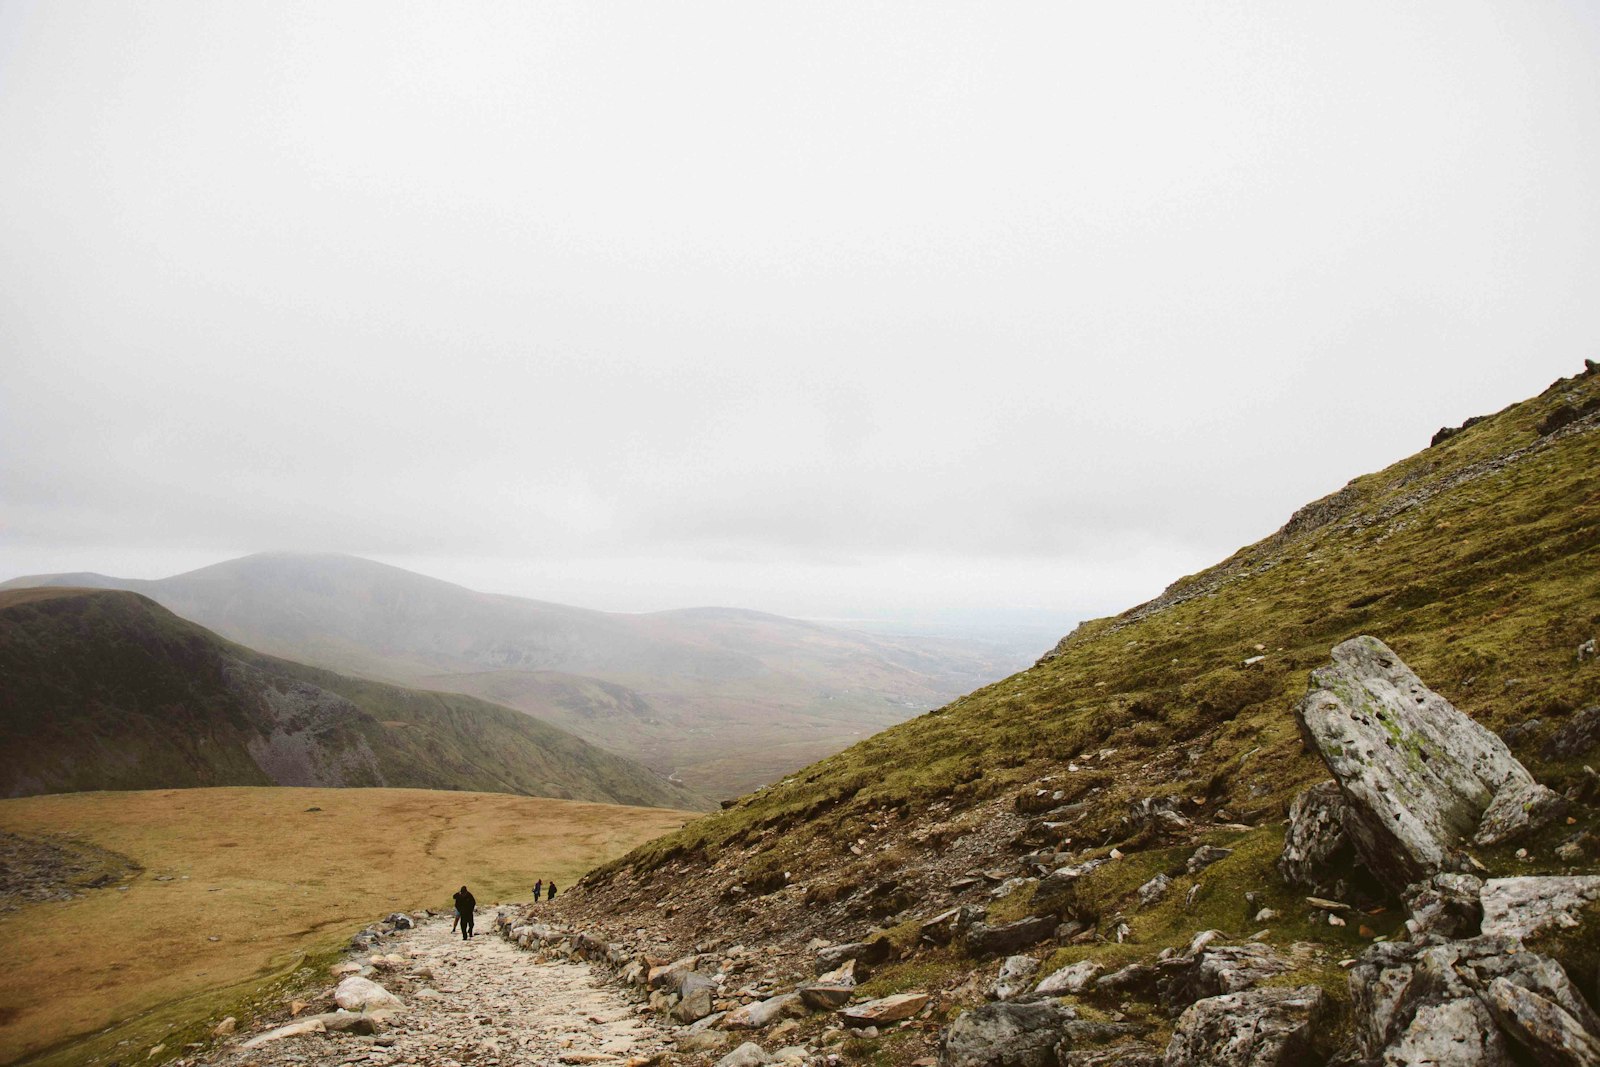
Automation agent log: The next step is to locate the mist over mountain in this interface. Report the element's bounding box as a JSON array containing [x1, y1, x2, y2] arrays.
[[1, 555, 1027, 797], [0, 587, 702, 808]]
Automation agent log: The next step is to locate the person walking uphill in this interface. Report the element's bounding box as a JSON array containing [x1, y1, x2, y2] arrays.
[[453, 885, 477, 940]]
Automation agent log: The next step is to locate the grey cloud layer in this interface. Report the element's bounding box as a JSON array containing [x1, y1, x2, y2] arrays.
[[3, 1, 1598, 615]]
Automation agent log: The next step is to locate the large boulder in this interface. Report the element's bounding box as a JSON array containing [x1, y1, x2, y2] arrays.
[[1164, 986, 1328, 1067], [939, 1000, 1077, 1067], [1294, 636, 1545, 893]]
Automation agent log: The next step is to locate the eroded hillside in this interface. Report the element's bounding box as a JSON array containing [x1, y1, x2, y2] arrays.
[[531, 362, 1600, 1063]]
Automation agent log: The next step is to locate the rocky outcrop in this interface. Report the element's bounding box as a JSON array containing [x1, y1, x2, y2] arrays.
[[1164, 986, 1328, 1067], [1158, 942, 1294, 1012], [1294, 636, 1560, 892], [1034, 959, 1102, 996], [965, 916, 1055, 958]]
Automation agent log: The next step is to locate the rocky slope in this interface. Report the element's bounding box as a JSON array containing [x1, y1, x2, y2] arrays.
[[0, 588, 702, 808], [499, 363, 1600, 1064], [0, 554, 1025, 798]]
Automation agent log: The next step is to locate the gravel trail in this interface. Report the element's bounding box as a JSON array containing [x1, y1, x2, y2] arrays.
[[211, 915, 672, 1067]]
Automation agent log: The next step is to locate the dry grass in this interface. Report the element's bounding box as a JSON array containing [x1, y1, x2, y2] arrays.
[[0, 787, 690, 1065]]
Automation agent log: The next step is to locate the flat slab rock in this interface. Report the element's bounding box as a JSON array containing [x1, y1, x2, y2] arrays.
[[1294, 636, 1543, 892], [839, 993, 929, 1026]]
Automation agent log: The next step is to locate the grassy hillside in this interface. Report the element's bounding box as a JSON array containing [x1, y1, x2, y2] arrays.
[[0, 589, 704, 809], [0, 555, 1025, 798], [552, 364, 1600, 1057], [0, 787, 690, 1066]]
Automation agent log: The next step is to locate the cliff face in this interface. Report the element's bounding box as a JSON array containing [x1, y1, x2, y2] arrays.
[[534, 363, 1600, 1062]]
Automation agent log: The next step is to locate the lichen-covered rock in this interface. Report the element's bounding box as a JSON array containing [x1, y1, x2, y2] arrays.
[[716, 1041, 770, 1067], [1186, 845, 1232, 875], [1294, 636, 1539, 893], [840, 993, 930, 1026], [1480, 876, 1600, 941], [1164, 986, 1328, 1067], [1402, 873, 1484, 939], [1277, 780, 1353, 896], [1474, 778, 1569, 847], [1337, 935, 1593, 1066], [1485, 976, 1600, 1067], [1034, 959, 1102, 996], [1159, 943, 1295, 1012], [992, 955, 1041, 1001], [939, 1000, 1077, 1067]]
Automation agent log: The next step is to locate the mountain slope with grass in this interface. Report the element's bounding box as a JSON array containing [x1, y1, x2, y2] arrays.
[[0, 554, 1025, 799], [533, 362, 1600, 1063], [0, 588, 704, 808]]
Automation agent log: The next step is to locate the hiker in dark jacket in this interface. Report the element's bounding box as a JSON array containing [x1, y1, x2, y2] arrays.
[[547, 881, 557, 901], [453, 885, 476, 939], [533, 879, 542, 902]]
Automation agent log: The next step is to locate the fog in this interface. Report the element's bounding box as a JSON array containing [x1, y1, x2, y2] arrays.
[[3, 1, 1598, 621]]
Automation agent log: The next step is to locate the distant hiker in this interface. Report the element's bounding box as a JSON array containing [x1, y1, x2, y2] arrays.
[[547, 881, 557, 901], [453, 885, 476, 939], [533, 879, 542, 901]]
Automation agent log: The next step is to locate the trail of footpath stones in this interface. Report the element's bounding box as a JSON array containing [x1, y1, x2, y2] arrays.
[[206, 915, 674, 1067]]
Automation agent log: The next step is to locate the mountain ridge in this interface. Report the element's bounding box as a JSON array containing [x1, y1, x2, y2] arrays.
[[0, 587, 704, 808], [1, 553, 1027, 797]]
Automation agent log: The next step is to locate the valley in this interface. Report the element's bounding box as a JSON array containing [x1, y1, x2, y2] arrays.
[[0, 787, 689, 1067], [1, 559, 1028, 799]]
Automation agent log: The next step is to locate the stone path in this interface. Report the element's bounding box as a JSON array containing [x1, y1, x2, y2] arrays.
[[211, 916, 673, 1067]]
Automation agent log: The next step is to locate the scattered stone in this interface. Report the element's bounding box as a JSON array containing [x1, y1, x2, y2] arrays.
[[839, 993, 930, 1026], [1186, 845, 1231, 875], [716, 1042, 769, 1067], [1475, 778, 1569, 847], [1136, 873, 1172, 908], [240, 1018, 328, 1048], [1402, 873, 1484, 939], [722, 993, 804, 1030], [212, 1017, 236, 1037]]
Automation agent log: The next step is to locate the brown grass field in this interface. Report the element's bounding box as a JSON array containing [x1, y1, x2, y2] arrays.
[[0, 787, 692, 1066]]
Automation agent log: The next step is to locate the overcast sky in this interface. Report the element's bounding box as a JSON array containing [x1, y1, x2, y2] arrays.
[[2, 1, 1598, 622]]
